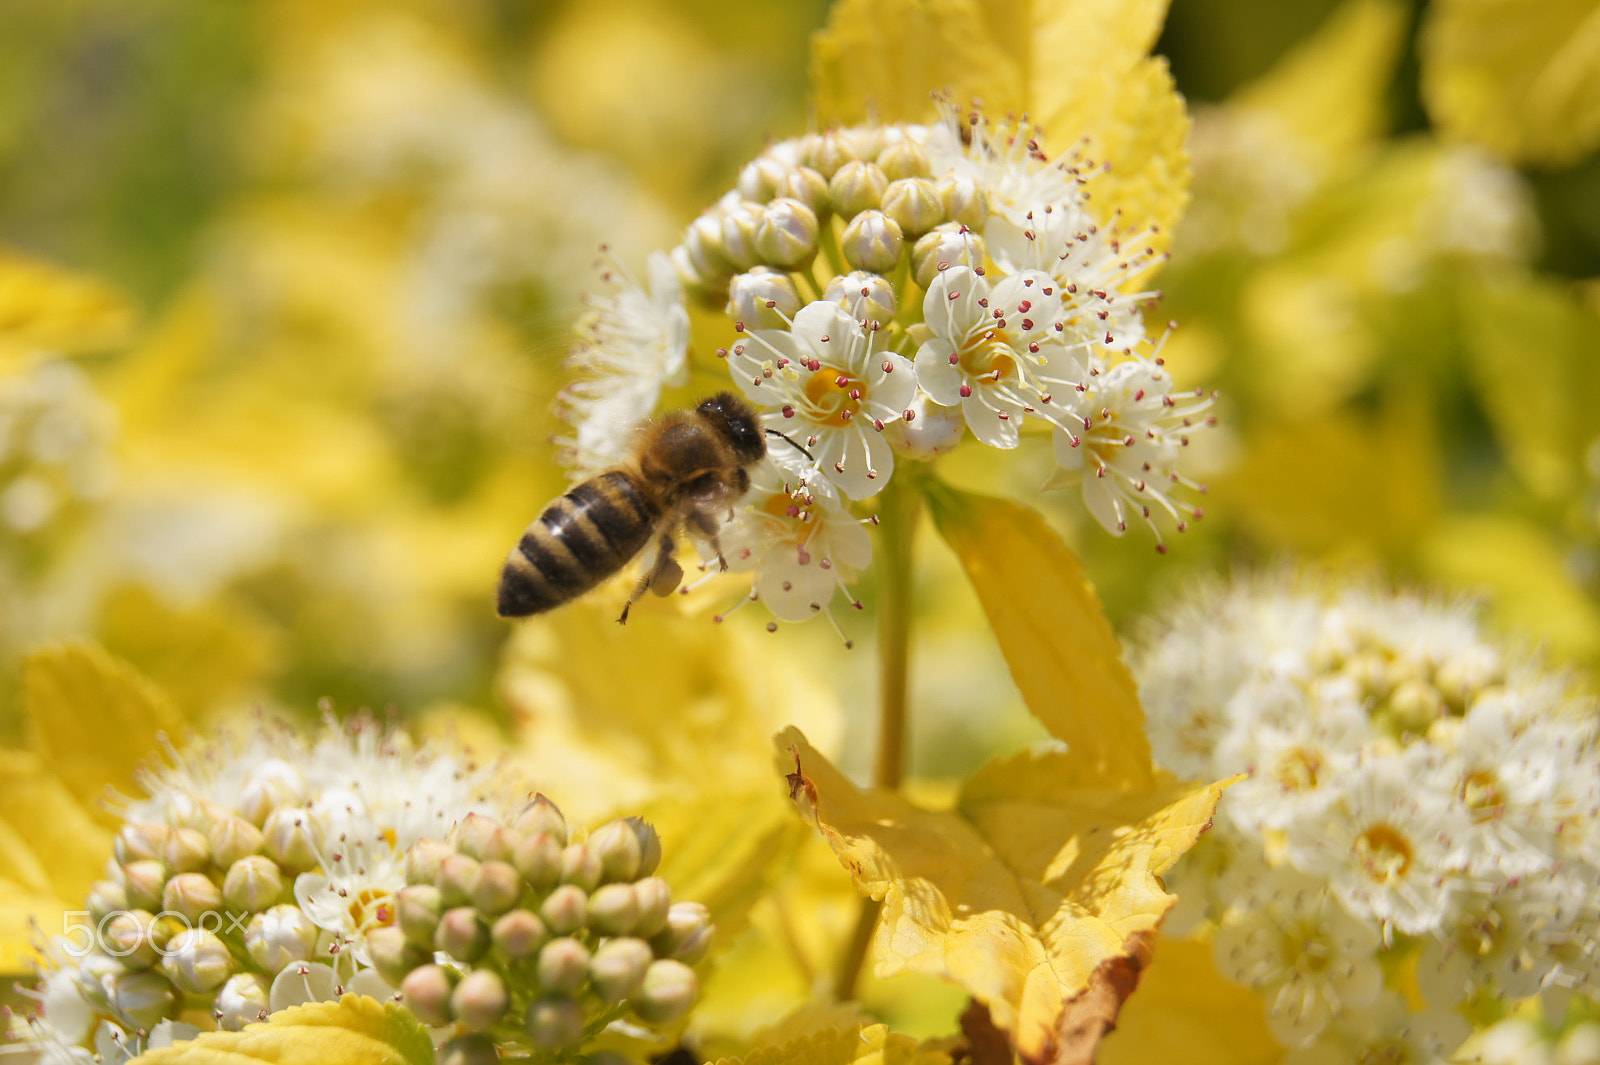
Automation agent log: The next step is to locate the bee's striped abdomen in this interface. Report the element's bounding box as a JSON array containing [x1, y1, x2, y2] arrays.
[[496, 471, 659, 617]]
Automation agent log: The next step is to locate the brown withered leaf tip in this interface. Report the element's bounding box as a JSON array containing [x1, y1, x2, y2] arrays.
[[958, 1000, 1014, 1065], [1040, 929, 1157, 1065], [785, 746, 816, 805]]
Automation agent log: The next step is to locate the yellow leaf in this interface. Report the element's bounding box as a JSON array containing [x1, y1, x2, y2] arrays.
[[925, 482, 1151, 789], [1218, 396, 1442, 561], [781, 729, 1231, 1062], [1235, 0, 1409, 156], [1097, 935, 1279, 1065], [645, 786, 808, 948], [129, 994, 433, 1065], [810, 0, 1020, 127], [0, 248, 136, 367], [1420, 514, 1600, 665], [96, 585, 279, 722], [1421, 0, 1600, 165], [1460, 271, 1600, 499], [0, 748, 113, 903], [711, 1021, 949, 1065], [23, 643, 187, 807], [809, 0, 1188, 252], [500, 600, 843, 823]]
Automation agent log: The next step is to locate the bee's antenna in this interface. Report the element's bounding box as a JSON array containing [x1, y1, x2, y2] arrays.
[[765, 428, 814, 461]]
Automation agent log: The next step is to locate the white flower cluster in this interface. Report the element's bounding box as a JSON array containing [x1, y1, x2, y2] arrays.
[[555, 100, 1214, 631], [24, 714, 507, 1061], [0, 358, 115, 543], [1131, 575, 1600, 1061]]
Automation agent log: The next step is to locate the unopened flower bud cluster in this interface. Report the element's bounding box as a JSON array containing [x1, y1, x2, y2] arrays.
[[1131, 576, 1600, 1060], [379, 798, 711, 1063], [24, 715, 505, 1060], [555, 99, 1215, 630]]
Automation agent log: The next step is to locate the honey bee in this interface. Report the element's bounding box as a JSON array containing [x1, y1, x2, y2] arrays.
[[497, 392, 770, 623]]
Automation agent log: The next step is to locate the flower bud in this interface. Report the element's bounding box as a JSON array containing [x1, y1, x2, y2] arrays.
[[537, 936, 592, 997], [514, 833, 563, 893], [223, 855, 285, 913], [451, 813, 513, 863], [718, 198, 764, 272], [525, 996, 585, 1051], [669, 244, 713, 300], [510, 794, 568, 844], [162, 871, 222, 926], [589, 937, 652, 1004], [912, 224, 987, 289], [877, 138, 932, 180], [450, 968, 509, 1031], [737, 155, 790, 202], [406, 837, 454, 885], [437, 853, 481, 908], [825, 270, 897, 326], [471, 860, 523, 916], [881, 177, 946, 238], [215, 972, 271, 1030], [162, 928, 234, 994], [400, 964, 458, 1028], [260, 808, 318, 875], [632, 959, 699, 1024], [774, 166, 830, 217], [940, 175, 989, 229], [829, 160, 888, 217], [541, 884, 588, 935], [87, 878, 128, 923], [396, 884, 444, 949], [434, 906, 490, 963], [246, 904, 320, 973], [649, 900, 710, 957], [367, 925, 429, 987], [122, 859, 168, 911], [886, 390, 965, 458], [238, 760, 309, 826], [631, 877, 673, 939], [492, 908, 549, 960], [108, 969, 178, 1030], [115, 823, 170, 865], [103, 910, 160, 970], [209, 817, 264, 870], [630, 819, 662, 878], [148, 912, 183, 952], [588, 820, 644, 884], [754, 198, 819, 270], [587, 883, 639, 937], [438, 1034, 500, 1065], [683, 212, 730, 280], [808, 130, 860, 178], [1388, 678, 1444, 735], [841, 210, 904, 273], [161, 828, 211, 875], [559, 843, 602, 892], [728, 267, 801, 331]]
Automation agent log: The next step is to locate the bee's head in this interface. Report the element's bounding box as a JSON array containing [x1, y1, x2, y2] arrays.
[[698, 391, 767, 465]]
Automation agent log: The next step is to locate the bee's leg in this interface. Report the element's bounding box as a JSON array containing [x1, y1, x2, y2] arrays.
[[686, 510, 729, 571], [619, 533, 681, 624]]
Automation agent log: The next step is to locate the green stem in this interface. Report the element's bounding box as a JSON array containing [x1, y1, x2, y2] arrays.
[[835, 469, 921, 1000], [873, 472, 920, 791]]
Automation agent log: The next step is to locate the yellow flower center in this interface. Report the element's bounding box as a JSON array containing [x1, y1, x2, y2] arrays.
[[1352, 824, 1413, 884], [803, 369, 866, 427], [958, 330, 1018, 383], [349, 887, 396, 933]]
